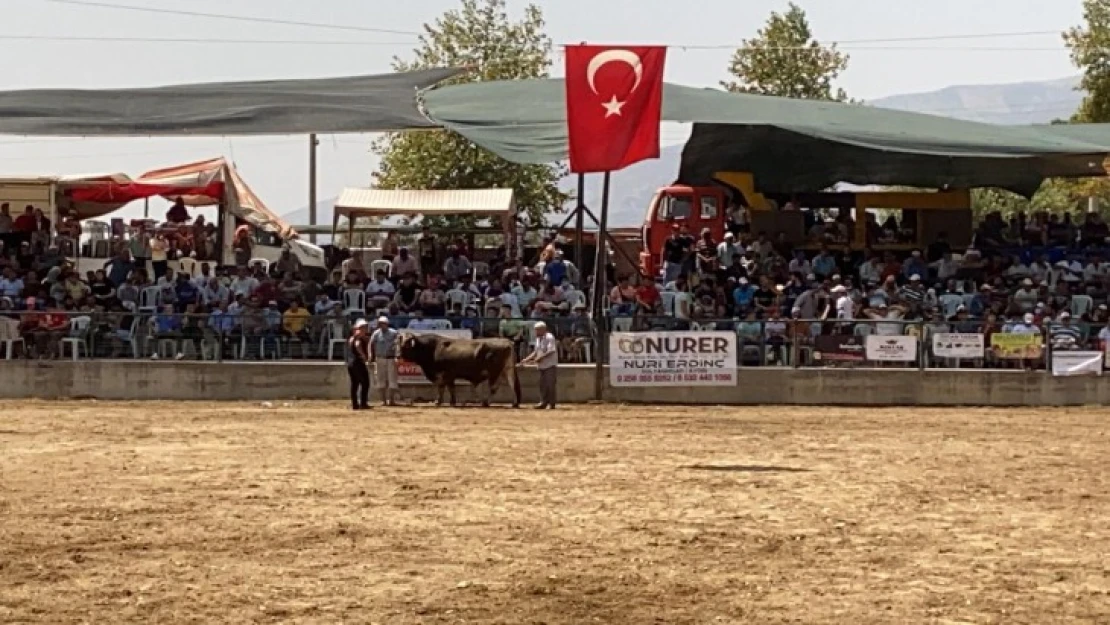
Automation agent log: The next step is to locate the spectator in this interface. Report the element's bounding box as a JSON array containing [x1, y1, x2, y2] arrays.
[[392, 247, 420, 277], [1048, 312, 1082, 350]]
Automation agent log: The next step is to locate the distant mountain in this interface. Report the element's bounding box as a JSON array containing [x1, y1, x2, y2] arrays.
[[869, 76, 1082, 125], [283, 77, 1086, 231]]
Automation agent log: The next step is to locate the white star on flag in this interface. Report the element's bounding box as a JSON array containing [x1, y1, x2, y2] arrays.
[[602, 95, 625, 117]]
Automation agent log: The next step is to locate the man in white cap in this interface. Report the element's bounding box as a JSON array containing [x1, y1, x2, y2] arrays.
[[345, 319, 371, 411], [369, 315, 400, 406], [520, 320, 559, 409]]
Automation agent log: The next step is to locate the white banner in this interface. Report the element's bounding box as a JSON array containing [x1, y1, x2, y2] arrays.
[[932, 333, 984, 359], [609, 331, 737, 387], [1051, 350, 1104, 377], [865, 335, 919, 362], [396, 328, 474, 384]]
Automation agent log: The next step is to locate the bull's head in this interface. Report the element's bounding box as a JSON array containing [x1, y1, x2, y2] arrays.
[[398, 332, 418, 357]]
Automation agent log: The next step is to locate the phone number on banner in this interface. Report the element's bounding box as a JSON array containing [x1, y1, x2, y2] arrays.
[[613, 371, 736, 385]]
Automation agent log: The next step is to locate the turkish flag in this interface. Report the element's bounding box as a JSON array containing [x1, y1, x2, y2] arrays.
[[565, 45, 666, 174]]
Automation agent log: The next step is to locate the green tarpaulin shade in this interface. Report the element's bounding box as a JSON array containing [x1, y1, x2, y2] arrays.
[[423, 78, 1110, 196]]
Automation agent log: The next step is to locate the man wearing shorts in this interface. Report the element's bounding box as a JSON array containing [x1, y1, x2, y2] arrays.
[[369, 316, 400, 406]]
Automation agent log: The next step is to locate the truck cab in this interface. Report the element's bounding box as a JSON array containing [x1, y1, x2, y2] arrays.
[[639, 185, 729, 277]]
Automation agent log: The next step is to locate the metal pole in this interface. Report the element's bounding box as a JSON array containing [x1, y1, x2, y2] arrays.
[[592, 172, 611, 401], [574, 173, 585, 269], [143, 197, 149, 219], [308, 133, 318, 244]]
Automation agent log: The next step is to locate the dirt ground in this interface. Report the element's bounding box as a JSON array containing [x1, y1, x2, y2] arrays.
[[1, 402, 1108, 624]]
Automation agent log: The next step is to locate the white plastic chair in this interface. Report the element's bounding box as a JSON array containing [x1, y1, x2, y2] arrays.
[[2, 337, 25, 359], [430, 319, 454, 331], [249, 258, 270, 275], [124, 316, 145, 359], [369, 259, 393, 278], [659, 291, 676, 316], [612, 317, 633, 332], [564, 289, 587, 309], [138, 286, 162, 313], [326, 319, 349, 360], [342, 288, 367, 316], [85, 220, 112, 257], [472, 261, 490, 279], [446, 289, 471, 310], [178, 257, 198, 278], [60, 316, 92, 360]]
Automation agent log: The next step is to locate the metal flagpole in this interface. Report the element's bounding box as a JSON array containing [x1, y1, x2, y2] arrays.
[[591, 171, 611, 401], [308, 133, 318, 244], [574, 173, 585, 270]]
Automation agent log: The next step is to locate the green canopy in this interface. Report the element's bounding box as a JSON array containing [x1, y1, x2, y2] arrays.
[[423, 78, 1110, 196]]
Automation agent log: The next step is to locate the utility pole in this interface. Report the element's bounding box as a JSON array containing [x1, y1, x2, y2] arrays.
[[308, 133, 318, 244]]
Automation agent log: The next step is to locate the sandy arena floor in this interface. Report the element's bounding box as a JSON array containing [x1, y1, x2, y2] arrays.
[[1, 401, 1108, 624]]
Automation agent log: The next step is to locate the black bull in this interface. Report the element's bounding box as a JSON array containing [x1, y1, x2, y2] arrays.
[[397, 333, 522, 407]]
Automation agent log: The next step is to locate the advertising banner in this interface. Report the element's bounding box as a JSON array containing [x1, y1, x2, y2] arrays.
[[991, 333, 1044, 360], [931, 333, 985, 359], [813, 335, 865, 362], [609, 331, 737, 387], [1051, 350, 1104, 377], [865, 335, 919, 362], [396, 328, 474, 384]]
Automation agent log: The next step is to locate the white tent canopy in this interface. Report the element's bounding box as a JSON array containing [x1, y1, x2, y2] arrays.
[[333, 188, 516, 219]]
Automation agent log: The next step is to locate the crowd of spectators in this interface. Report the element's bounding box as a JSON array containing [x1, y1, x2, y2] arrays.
[[0, 218, 598, 361], [621, 211, 1110, 364]]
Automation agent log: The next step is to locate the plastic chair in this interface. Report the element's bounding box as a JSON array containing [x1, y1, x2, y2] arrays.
[[446, 289, 471, 310], [1071, 294, 1093, 318], [138, 287, 162, 313], [430, 319, 454, 331], [472, 261, 490, 279], [342, 289, 367, 317], [178, 257, 198, 278], [84, 220, 112, 257], [326, 320, 349, 360], [564, 289, 587, 310], [659, 291, 676, 316], [369, 259, 393, 278], [612, 317, 633, 332], [249, 258, 271, 275], [2, 337, 25, 360], [60, 316, 92, 360]]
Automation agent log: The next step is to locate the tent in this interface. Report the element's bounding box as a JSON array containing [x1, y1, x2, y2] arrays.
[[0, 68, 463, 136], [421, 78, 1110, 196], [57, 157, 296, 238]]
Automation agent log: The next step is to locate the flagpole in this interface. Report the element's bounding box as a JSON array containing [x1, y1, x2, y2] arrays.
[[592, 171, 611, 401], [574, 173, 585, 270]]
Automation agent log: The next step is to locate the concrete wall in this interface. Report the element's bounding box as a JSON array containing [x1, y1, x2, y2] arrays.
[[1, 361, 1107, 406]]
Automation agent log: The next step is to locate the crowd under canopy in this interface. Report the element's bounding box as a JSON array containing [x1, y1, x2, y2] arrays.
[[4, 68, 1110, 196]]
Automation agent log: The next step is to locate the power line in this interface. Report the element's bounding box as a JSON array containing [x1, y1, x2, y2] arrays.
[[40, 0, 421, 36], [0, 34, 414, 46], [561, 30, 1065, 50], [0, 34, 1074, 52]]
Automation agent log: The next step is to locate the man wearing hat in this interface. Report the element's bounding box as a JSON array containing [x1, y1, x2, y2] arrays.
[[346, 319, 372, 411], [520, 320, 559, 409], [369, 316, 400, 406]]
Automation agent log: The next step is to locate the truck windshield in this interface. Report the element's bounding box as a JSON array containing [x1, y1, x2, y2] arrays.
[[658, 195, 693, 220]]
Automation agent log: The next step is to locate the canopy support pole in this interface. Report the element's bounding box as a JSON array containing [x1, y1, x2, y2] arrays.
[[308, 134, 318, 244], [591, 172, 611, 402]]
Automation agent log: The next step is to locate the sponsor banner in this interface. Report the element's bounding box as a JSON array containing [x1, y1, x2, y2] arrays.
[[813, 335, 865, 362], [1051, 350, 1104, 377], [609, 331, 737, 387], [991, 333, 1044, 360], [932, 333, 984, 359], [397, 328, 473, 384], [865, 335, 919, 362]]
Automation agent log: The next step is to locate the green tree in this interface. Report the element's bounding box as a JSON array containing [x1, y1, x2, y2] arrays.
[[722, 2, 850, 101], [372, 0, 568, 230], [1065, 0, 1110, 123]]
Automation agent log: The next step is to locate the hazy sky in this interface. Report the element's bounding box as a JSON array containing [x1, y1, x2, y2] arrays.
[[0, 0, 1087, 221]]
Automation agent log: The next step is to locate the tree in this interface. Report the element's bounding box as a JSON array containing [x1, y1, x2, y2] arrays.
[[722, 2, 850, 101], [372, 0, 569, 231], [1065, 0, 1110, 123]]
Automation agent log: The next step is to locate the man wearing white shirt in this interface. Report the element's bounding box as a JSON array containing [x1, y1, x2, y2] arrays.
[[787, 250, 812, 277], [230, 268, 259, 299], [520, 320, 559, 409], [930, 252, 959, 281], [201, 277, 230, 307], [832, 285, 855, 320], [365, 272, 395, 309], [716, 233, 744, 268], [858, 257, 882, 285], [406, 312, 438, 330]]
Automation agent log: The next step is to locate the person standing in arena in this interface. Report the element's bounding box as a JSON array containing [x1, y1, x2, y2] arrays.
[[346, 319, 371, 411], [520, 321, 559, 409], [369, 316, 400, 407]]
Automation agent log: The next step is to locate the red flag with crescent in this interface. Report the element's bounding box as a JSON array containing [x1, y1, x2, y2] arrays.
[[564, 45, 666, 174]]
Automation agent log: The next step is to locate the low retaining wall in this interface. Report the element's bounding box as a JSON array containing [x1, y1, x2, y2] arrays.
[[1, 361, 1107, 406]]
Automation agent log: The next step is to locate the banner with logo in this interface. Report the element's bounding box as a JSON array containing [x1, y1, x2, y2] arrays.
[[609, 331, 737, 387], [813, 335, 865, 362], [1051, 350, 1104, 377], [865, 335, 919, 362], [932, 333, 985, 359], [991, 333, 1044, 360], [396, 328, 474, 384]]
